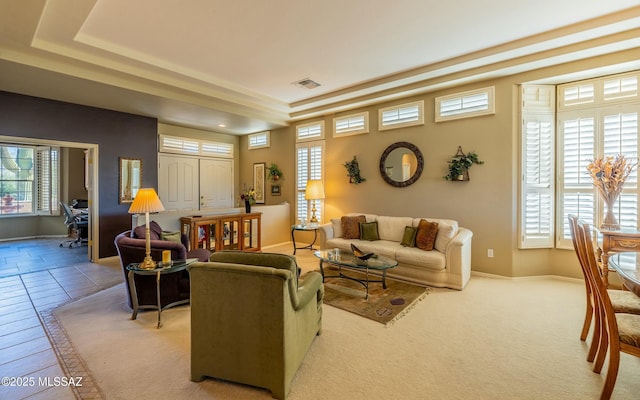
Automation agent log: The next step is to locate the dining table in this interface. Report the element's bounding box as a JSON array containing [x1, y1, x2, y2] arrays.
[[595, 227, 640, 287], [607, 252, 640, 297]]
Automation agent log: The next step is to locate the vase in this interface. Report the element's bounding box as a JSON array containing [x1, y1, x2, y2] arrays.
[[245, 200, 251, 213], [601, 197, 620, 231]]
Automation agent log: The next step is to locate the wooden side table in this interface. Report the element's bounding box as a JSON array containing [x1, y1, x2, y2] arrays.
[[126, 258, 197, 328], [291, 224, 318, 255]]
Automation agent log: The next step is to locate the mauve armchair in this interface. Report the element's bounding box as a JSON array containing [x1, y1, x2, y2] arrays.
[[114, 225, 210, 309], [188, 251, 324, 400]]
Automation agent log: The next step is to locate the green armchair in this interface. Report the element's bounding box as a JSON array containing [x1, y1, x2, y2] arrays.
[[188, 251, 324, 399]]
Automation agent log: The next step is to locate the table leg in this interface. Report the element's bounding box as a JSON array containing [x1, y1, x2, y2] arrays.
[[156, 271, 162, 329], [319, 259, 325, 282], [601, 253, 610, 287], [382, 269, 387, 289], [291, 228, 297, 255], [127, 270, 139, 320]]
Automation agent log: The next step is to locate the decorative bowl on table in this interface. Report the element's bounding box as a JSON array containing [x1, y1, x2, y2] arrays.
[[351, 244, 374, 261]]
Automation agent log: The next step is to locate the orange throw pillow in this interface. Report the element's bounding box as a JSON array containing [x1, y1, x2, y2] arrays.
[[341, 215, 366, 239], [415, 219, 439, 251]]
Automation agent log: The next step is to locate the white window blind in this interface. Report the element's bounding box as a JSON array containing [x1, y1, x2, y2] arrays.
[[333, 112, 368, 137], [436, 87, 494, 122], [378, 101, 424, 131], [296, 140, 324, 223], [296, 121, 324, 142], [159, 135, 233, 158], [604, 76, 637, 101], [35, 146, 59, 214], [248, 131, 270, 149], [520, 85, 555, 248]]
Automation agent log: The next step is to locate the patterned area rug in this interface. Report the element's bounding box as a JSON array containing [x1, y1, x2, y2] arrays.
[[313, 267, 430, 325]]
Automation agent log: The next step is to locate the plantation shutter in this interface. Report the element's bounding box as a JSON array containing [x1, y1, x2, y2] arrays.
[[558, 112, 596, 246], [295, 141, 324, 223], [35, 146, 59, 215], [602, 108, 639, 229], [520, 85, 555, 248]]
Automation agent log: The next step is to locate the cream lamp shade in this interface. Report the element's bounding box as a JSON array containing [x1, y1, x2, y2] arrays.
[[305, 180, 325, 224], [128, 188, 165, 269]]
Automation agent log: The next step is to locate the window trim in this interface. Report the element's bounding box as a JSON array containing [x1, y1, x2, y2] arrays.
[[247, 131, 270, 150], [435, 87, 495, 122], [159, 134, 234, 158], [333, 112, 369, 137], [378, 100, 424, 131], [296, 121, 325, 143]]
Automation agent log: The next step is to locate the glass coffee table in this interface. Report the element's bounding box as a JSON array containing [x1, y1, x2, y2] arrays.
[[126, 258, 197, 328], [314, 249, 398, 299]]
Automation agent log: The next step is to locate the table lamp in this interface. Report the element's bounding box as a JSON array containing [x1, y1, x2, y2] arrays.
[[305, 180, 325, 224], [128, 188, 165, 269]]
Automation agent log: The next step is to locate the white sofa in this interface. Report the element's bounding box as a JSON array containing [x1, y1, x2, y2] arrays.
[[318, 214, 473, 290]]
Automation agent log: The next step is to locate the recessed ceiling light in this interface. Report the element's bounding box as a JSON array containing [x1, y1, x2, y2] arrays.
[[218, 124, 226, 128], [292, 78, 321, 89]]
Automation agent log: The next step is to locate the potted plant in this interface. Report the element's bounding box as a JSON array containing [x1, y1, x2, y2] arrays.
[[344, 156, 366, 184], [444, 150, 484, 181], [267, 163, 283, 181]]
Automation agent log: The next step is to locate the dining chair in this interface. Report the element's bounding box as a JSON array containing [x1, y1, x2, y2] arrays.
[[568, 215, 640, 363], [577, 219, 640, 400]]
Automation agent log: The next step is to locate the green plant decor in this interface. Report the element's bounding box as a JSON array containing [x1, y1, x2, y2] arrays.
[[344, 156, 366, 184], [267, 163, 282, 181], [444, 150, 484, 181]]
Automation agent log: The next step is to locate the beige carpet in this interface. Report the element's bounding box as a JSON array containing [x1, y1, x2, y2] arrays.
[[52, 274, 640, 399]]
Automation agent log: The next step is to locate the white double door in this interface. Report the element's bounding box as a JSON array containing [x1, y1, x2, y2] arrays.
[[159, 154, 233, 211]]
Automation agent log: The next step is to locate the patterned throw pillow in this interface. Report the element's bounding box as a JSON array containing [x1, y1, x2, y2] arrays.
[[415, 219, 439, 251], [401, 226, 417, 247], [359, 221, 380, 241], [341, 215, 366, 239]]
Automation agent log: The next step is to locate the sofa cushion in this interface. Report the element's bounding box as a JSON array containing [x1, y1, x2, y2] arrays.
[[161, 231, 182, 244], [401, 226, 417, 247], [330, 218, 343, 238], [342, 215, 366, 239], [359, 221, 380, 241], [396, 246, 446, 271], [132, 220, 163, 240], [416, 219, 438, 251], [376, 216, 414, 242]]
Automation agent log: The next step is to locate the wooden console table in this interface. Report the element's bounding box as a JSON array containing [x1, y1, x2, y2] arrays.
[[180, 212, 261, 253], [596, 228, 640, 287]]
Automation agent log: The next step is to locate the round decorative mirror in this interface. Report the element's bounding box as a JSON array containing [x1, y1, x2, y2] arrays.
[[379, 142, 424, 187]]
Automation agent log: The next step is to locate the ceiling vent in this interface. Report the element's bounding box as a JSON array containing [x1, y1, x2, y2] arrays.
[[292, 78, 321, 89]]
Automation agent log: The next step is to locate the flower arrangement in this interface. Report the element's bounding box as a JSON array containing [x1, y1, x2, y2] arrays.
[[241, 188, 256, 204], [587, 155, 636, 202], [587, 154, 637, 230]]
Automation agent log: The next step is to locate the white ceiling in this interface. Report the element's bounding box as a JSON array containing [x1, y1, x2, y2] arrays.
[[1, 0, 640, 135]]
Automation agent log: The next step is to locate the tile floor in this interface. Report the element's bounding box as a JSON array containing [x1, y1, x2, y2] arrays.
[[0, 238, 122, 399]]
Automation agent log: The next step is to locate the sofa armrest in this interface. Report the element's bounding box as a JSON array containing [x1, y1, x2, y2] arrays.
[[444, 227, 473, 285], [317, 223, 334, 250], [291, 271, 324, 310]]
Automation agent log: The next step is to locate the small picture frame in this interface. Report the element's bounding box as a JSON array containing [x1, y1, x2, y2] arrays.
[[271, 184, 281, 196]]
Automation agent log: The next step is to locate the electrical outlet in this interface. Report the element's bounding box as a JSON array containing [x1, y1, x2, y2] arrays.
[[487, 249, 494, 258]]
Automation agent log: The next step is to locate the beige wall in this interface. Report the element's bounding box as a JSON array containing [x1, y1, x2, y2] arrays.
[[241, 49, 640, 279]]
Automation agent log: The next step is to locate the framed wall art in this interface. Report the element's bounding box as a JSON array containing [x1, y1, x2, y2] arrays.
[[253, 162, 266, 204], [271, 184, 281, 196]]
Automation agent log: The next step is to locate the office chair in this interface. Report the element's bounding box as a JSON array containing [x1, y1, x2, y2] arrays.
[[59, 201, 89, 248]]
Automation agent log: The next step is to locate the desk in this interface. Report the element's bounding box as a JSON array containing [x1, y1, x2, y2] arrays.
[[596, 228, 640, 287], [291, 224, 318, 254], [126, 258, 196, 328], [608, 253, 640, 297]]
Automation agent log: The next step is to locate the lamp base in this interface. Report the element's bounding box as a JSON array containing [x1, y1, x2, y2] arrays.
[[138, 255, 157, 269]]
